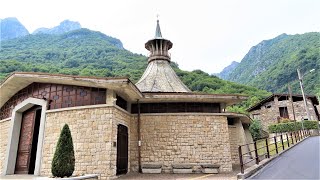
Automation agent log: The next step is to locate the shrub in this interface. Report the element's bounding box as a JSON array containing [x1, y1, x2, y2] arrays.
[[268, 120, 318, 133], [52, 124, 75, 177], [303, 120, 318, 129], [249, 119, 262, 140], [268, 124, 278, 133]]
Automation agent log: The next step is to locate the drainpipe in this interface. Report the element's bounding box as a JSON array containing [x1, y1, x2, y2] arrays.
[[137, 99, 142, 173]]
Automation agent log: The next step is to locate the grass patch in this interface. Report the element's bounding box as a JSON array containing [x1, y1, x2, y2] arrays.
[[255, 134, 301, 156]]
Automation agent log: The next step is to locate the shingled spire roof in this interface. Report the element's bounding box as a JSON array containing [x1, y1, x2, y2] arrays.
[[136, 20, 191, 93], [155, 20, 162, 39]]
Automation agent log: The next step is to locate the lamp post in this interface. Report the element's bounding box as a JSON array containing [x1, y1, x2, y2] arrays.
[[297, 68, 315, 122]]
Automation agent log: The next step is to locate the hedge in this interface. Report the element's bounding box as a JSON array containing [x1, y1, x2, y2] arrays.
[[268, 120, 318, 133]]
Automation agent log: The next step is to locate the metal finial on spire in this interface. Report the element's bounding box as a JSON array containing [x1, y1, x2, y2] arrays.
[[155, 16, 163, 39]]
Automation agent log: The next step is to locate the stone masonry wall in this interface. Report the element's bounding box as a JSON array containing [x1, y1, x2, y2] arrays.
[[2, 107, 240, 177], [250, 102, 277, 131], [282, 99, 318, 121], [42, 106, 128, 179], [228, 119, 246, 164], [250, 98, 318, 132], [129, 115, 139, 172], [228, 126, 238, 164], [136, 114, 233, 172], [0, 119, 11, 175], [109, 107, 134, 177]]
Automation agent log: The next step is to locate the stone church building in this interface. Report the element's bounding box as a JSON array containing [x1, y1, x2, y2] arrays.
[[0, 21, 252, 179]]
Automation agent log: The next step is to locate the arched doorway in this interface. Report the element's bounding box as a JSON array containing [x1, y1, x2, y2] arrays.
[[116, 124, 128, 175], [4, 98, 47, 176]]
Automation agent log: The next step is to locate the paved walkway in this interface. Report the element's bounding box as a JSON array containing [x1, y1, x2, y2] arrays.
[[1, 172, 237, 180], [117, 172, 237, 180], [250, 136, 320, 179], [1, 166, 240, 180], [0, 175, 39, 180]]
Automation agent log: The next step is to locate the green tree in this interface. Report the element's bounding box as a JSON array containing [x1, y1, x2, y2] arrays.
[[249, 119, 262, 141], [52, 124, 75, 177]]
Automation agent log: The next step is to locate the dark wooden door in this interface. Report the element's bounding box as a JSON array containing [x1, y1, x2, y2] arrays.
[[116, 124, 128, 175], [15, 106, 40, 174]]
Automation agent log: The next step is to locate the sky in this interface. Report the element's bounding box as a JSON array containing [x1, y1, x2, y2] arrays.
[[1, 0, 320, 74]]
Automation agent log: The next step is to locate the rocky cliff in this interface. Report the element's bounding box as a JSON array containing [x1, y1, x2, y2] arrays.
[[0, 17, 29, 41]]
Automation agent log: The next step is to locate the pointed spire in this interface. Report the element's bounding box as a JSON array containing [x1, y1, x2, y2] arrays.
[[155, 19, 163, 39]]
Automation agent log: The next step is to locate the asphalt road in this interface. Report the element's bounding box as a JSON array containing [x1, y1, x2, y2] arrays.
[[249, 136, 320, 180], [250, 136, 320, 179]]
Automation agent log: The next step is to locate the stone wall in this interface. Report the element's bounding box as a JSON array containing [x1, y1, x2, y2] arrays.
[[0, 119, 11, 175], [129, 116, 139, 172], [228, 119, 246, 164], [1, 106, 240, 177], [109, 106, 134, 176], [250, 101, 278, 131], [135, 114, 233, 172], [250, 98, 318, 132], [41, 105, 129, 179], [283, 99, 318, 121]]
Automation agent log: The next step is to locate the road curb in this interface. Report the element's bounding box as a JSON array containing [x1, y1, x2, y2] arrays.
[[237, 136, 310, 180]]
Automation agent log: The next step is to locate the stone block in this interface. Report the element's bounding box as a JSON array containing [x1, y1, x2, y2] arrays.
[[142, 168, 162, 174], [202, 168, 219, 174], [201, 164, 220, 174], [172, 164, 194, 173]]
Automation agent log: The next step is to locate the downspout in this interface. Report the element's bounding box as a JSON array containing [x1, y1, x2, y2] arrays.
[[137, 99, 142, 173]]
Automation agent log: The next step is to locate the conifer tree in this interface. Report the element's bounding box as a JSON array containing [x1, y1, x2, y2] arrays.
[[51, 124, 75, 177]]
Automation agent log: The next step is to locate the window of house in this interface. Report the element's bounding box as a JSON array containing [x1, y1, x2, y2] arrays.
[[292, 96, 304, 102], [131, 103, 220, 114], [116, 95, 127, 111], [279, 107, 289, 118], [278, 96, 287, 101], [227, 118, 235, 125]]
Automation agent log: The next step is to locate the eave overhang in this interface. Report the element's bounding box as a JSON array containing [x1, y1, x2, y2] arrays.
[[224, 112, 252, 124], [140, 92, 248, 106], [0, 72, 143, 108], [247, 93, 319, 112]]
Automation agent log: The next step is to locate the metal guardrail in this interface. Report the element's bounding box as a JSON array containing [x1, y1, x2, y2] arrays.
[[238, 129, 311, 174]]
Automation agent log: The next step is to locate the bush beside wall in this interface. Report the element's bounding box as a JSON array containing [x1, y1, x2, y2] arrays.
[[249, 119, 262, 140], [268, 120, 318, 133]]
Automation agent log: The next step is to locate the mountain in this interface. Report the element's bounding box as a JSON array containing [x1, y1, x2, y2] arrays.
[[218, 61, 239, 79], [0, 17, 29, 41], [33, 20, 81, 35], [224, 32, 320, 95], [0, 28, 270, 111]]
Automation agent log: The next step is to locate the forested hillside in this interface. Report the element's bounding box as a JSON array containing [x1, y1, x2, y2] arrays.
[[0, 29, 144, 80], [0, 28, 270, 111], [224, 32, 320, 96]]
